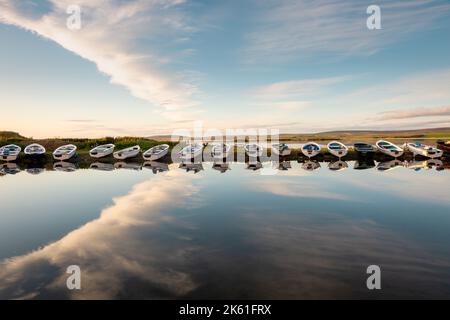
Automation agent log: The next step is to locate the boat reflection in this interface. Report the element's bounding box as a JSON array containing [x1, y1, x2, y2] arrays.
[[246, 161, 263, 171], [302, 160, 321, 171], [377, 159, 404, 172], [353, 159, 376, 170], [0, 163, 21, 175], [274, 161, 292, 171], [143, 161, 169, 174], [212, 162, 230, 173], [114, 162, 142, 171], [26, 167, 45, 175], [53, 162, 77, 172], [328, 160, 348, 171], [90, 162, 115, 171], [179, 162, 204, 174]]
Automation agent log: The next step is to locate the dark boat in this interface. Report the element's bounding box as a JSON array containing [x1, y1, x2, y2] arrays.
[[353, 142, 377, 154], [437, 140, 450, 153]]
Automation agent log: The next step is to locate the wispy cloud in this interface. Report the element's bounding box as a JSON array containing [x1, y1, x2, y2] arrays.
[[374, 105, 450, 120], [0, 0, 199, 116], [244, 0, 450, 62]]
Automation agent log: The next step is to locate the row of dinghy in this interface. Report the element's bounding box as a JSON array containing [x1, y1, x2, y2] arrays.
[[1, 139, 449, 163]]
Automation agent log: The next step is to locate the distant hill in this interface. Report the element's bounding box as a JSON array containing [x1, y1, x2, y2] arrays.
[[0, 131, 27, 140]]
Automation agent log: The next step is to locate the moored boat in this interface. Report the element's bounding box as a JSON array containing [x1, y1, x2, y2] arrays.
[[353, 142, 377, 155], [211, 143, 231, 160], [0, 144, 21, 161], [244, 143, 263, 158], [437, 140, 450, 153], [53, 144, 77, 161], [143, 144, 170, 161], [90, 144, 115, 158], [404, 142, 443, 159], [376, 140, 404, 158], [327, 141, 348, 158], [24, 143, 46, 156], [179, 143, 203, 161], [271, 143, 291, 157], [113, 145, 141, 160], [301, 142, 321, 158]]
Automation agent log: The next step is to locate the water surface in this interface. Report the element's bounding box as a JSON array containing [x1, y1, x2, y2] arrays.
[[1, 160, 450, 299]]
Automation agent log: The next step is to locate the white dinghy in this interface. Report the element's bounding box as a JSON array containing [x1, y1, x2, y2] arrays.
[[179, 143, 203, 161], [0, 144, 21, 161], [404, 142, 443, 159], [244, 143, 263, 158], [53, 144, 77, 161], [24, 143, 46, 156], [272, 143, 291, 157], [211, 143, 231, 160], [89, 144, 115, 158], [113, 145, 141, 160], [328, 160, 348, 171], [143, 144, 170, 161], [301, 142, 321, 158], [376, 140, 404, 158], [327, 141, 348, 158]]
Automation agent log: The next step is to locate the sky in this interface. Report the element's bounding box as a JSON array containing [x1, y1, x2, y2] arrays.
[[0, 0, 450, 138]]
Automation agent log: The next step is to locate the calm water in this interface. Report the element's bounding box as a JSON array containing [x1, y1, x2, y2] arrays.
[[1, 160, 450, 299]]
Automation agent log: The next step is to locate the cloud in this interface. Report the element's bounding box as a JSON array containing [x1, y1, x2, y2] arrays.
[[0, 0, 199, 115], [374, 105, 450, 120], [244, 0, 450, 62]]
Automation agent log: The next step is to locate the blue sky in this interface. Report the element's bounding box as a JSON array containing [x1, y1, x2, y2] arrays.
[[1, 0, 450, 138]]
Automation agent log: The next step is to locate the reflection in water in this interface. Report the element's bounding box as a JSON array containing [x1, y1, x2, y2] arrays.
[[179, 162, 204, 173], [114, 162, 142, 171], [53, 162, 77, 172], [143, 161, 169, 174], [1, 163, 450, 299], [377, 160, 403, 172], [26, 167, 45, 175], [328, 160, 348, 171], [0, 163, 21, 175], [212, 162, 230, 173], [274, 161, 291, 171], [246, 162, 262, 171], [302, 160, 321, 171], [354, 159, 376, 170], [90, 162, 114, 171]]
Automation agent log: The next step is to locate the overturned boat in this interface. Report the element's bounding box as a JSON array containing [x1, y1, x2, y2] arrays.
[[327, 141, 348, 158], [405, 142, 443, 159], [179, 143, 203, 161], [244, 143, 263, 158], [211, 143, 231, 160], [301, 142, 321, 158], [113, 145, 141, 160], [143, 144, 170, 161], [0, 144, 21, 161], [90, 144, 115, 158], [53, 144, 77, 161], [353, 142, 377, 155], [376, 140, 404, 158], [24, 143, 46, 156], [271, 143, 291, 157]]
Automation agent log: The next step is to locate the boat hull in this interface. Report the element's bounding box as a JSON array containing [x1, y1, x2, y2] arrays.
[[89, 144, 115, 158], [301, 143, 321, 158], [407, 144, 443, 159], [113, 146, 141, 160]]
